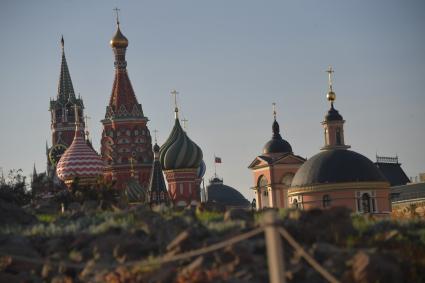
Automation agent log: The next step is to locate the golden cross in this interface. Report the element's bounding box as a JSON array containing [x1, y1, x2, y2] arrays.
[[326, 66, 334, 90], [113, 7, 120, 25], [272, 102, 276, 120]]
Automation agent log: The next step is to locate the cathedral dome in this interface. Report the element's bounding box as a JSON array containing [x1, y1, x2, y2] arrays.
[[291, 149, 387, 188], [159, 119, 203, 170], [110, 26, 128, 48], [207, 178, 250, 207], [56, 129, 104, 186], [263, 119, 293, 154]]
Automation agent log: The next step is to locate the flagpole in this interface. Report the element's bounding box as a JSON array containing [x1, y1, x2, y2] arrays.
[[214, 154, 217, 178]]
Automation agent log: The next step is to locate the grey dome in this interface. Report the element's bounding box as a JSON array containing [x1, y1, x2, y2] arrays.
[[291, 149, 387, 187], [207, 178, 250, 207], [263, 119, 293, 154]]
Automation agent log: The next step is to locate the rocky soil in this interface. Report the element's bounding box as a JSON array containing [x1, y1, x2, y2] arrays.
[[1, 202, 425, 283]]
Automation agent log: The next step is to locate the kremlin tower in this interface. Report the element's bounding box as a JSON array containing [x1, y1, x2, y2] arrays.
[[101, 14, 153, 190], [47, 37, 85, 177], [159, 91, 203, 207]]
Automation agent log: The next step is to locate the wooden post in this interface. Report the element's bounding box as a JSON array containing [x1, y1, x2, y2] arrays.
[[263, 210, 286, 283]]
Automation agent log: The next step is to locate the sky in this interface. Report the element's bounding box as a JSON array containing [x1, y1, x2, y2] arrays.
[[0, 0, 424, 199]]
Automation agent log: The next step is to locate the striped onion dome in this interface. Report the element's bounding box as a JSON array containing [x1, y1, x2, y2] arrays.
[[159, 118, 203, 170], [56, 128, 104, 185]]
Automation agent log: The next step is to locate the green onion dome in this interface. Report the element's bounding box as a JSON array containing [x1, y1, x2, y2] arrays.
[[159, 118, 203, 170]]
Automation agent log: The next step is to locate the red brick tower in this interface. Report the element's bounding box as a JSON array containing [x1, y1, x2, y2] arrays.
[[47, 37, 85, 177], [159, 91, 203, 207], [101, 16, 153, 190]]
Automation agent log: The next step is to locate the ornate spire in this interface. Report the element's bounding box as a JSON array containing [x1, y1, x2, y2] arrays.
[[57, 36, 75, 101], [106, 10, 144, 120]]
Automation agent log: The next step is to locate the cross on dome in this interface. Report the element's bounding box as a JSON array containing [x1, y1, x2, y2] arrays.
[[113, 7, 120, 26], [170, 89, 179, 118]]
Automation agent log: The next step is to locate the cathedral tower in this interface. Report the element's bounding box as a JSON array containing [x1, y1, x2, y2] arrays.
[[48, 37, 85, 176], [101, 13, 153, 189]]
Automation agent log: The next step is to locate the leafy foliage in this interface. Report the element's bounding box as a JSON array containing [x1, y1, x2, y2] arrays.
[[0, 169, 31, 206]]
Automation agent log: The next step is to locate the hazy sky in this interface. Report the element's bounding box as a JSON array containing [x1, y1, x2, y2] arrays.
[[0, 1, 424, 199]]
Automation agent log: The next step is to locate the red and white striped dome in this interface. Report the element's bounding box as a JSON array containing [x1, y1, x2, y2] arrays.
[[56, 129, 104, 186]]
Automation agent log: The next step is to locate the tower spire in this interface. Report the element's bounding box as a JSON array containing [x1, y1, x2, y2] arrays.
[[57, 36, 75, 101]]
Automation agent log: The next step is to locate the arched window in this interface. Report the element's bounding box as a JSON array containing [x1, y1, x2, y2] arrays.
[[258, 175, 268, 196], [322, 194, 331, 208], [361, 193, 371, 213], [336, 128, 342, 145], [292, 199, 298, 208]]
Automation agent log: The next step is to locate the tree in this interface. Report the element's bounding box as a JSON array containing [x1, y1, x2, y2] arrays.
[[0, 169, 31, 206]]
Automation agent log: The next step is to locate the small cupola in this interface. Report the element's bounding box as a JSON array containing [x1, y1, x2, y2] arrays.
[[262, 103, 293, 154]]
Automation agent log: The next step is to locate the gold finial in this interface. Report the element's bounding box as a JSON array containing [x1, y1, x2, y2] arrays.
[[171, 89, 179, 119], [129, 157, 135, 177], [272, 102, 277, 120], [110, 7, 128, 48], [72, 104, 83, 137], [182, 117, 188, 131], [113, 7, 120, 26], [326, 66, 336, 102], [84, 115, 91, 140], [153, 129, 158, 143]]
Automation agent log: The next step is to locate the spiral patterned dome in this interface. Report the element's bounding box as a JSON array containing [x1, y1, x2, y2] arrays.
[[57, 129, 105, 185], [159, 118, 203, 170]]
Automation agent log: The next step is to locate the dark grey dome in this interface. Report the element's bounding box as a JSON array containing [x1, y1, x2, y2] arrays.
[[263, 120, 293, 154], [207, 178, 250, 207], [325, 103, 343, 121], [291, 149, 387, 187]]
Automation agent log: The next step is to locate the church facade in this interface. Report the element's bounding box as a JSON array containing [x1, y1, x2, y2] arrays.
[[250, 68, 392, 214]]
